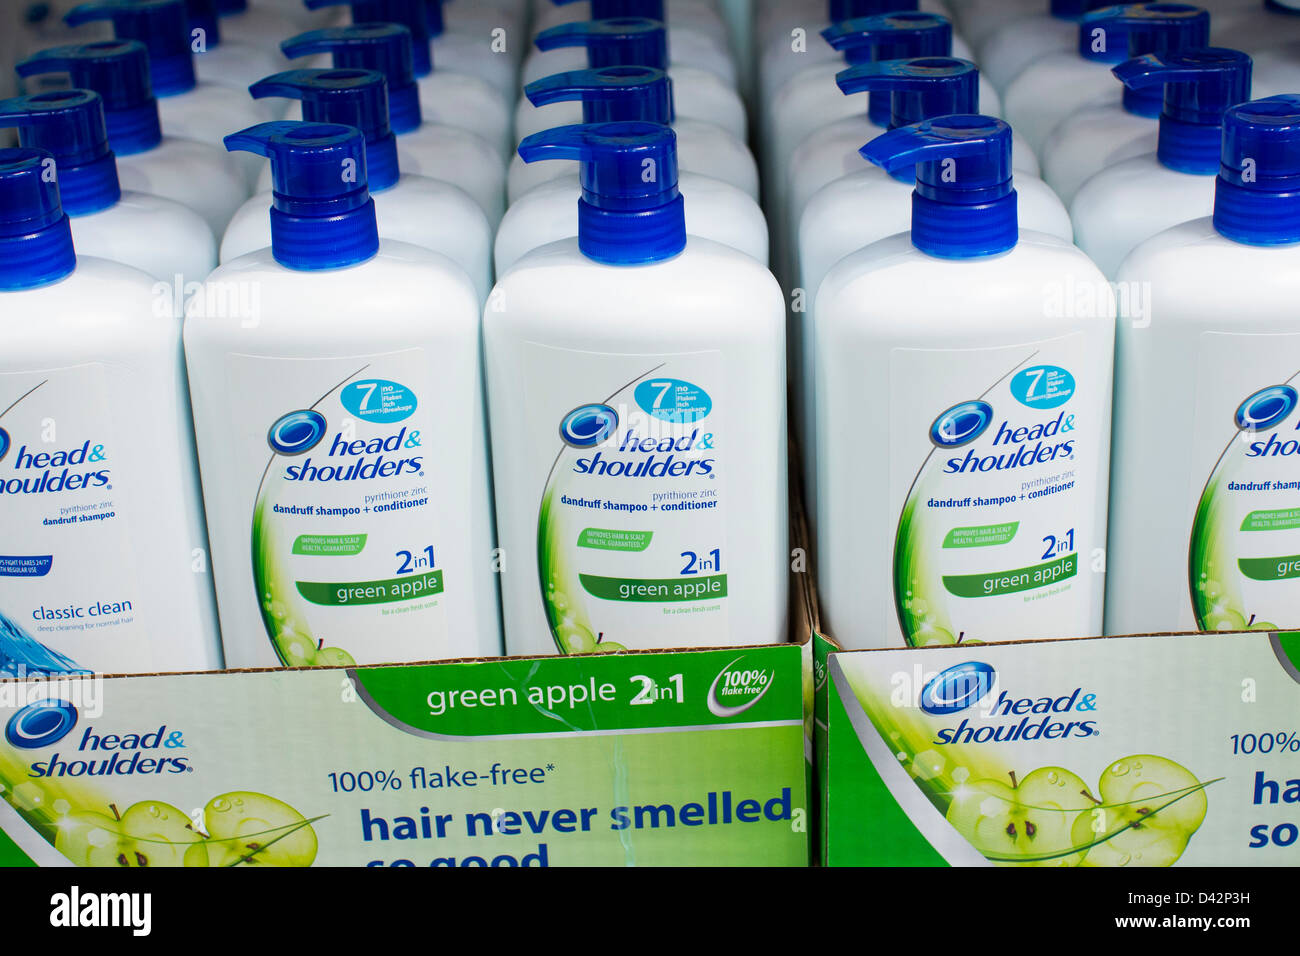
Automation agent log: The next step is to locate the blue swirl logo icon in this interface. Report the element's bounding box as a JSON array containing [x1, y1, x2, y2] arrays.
[[0, 426, 9, 464], [920, 662, 996, 715], [560, 404, 618, 448], [267, 410, 328, 456], [930, 401, 993, 449], [5, 699, 78, 749], [1235, 385, 1298, 432]]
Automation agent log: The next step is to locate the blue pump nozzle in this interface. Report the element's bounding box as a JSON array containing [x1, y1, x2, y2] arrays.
[[534, 18, 669, 71], [249, 69, 400, 191], [828, 1, 919, 19], [550, 0, 667, 19], [1114, 48, 1253, 173], [16, 41, 162, 156], [0, 148, 77, 291], [224, 120, 379, 270], [517, 121, 684, 264], [1082, 4, 1211, 114], [836, 57, 979, 133], [861, 114, 1018, 258], [823, 13, 951, 125], [183, 0, 222, 48], [64, 0, 197, 97], [1214, 95, 1300, 244], [524, 66, 674, 124], [282, 25, 422, 134], [0, 91, 121, 216], [303, 0, 433, 76]]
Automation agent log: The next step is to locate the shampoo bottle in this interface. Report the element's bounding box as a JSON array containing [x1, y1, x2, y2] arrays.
[[184, 0, 291, 96], [279, 24, 506, 224], [485, 122, 788, 655], [0, 90, 217, 286], [0, 147, 222, 674], [15, 40, 250, 234], [1071, 48, 1252, 276], [510, 66, 757, 201], [1108, 95, 1300, 634], [417, 0, 520, 98], [186, 121, 501, 668], [815, 115, 1116, 648], [517, 18, 747, 141]]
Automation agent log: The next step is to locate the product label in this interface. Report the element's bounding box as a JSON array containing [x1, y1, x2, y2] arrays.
[[528, 346, 728, 653], [227, 351, 448, 666], [1188, 333, 1300, 632], [827, 631, 1300, 867], [890, 334, 1103, 645], [0, 365, 142, 675]]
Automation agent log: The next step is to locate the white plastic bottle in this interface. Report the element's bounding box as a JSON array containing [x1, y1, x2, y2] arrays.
[[1214, 0, 1300, 51], [485, 122, 788, 655], [186, 121, 501, 668], [977, 0, 1117, 93], [516, 18, 748, 142], [64, 0, 278, 186], [222, 68, 491, 303], [184, 0, 293, 99], [1108, 95, 1300, 634], [1003, 1, 1210, 153], [1039, 5, 1212, 203], [521, 0, 738, 87], [302, 0, 513, 156], [815, 116, 1116, 648], [15, 39, 250, 235], [0, 147, 222, 674], [0, 90, 217, 287], [279, 25, 506, 224], [509, 66, 757, 201], [1072, 48, 1253, 276], [793, 66, 1067, 539], [416, 0, 520, 99], [495, 130, 767, 274]]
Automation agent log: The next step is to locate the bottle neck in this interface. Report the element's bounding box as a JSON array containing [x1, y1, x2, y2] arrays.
[[1157, 116, 1222, 174], [0, 215, 76, 291], [103, 103, 164, 156], [910, 190, 1018, 258], [576, 195, 687, 265], [268, 200, 381, 271], [1213, 178, 1300, 245]]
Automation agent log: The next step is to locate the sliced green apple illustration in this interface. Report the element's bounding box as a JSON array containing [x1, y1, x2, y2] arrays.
[[55, 801, 202, 868], [1072, 755, 1211, 867], [945, 767, 1093, 867], [192, 791, 320, 867]]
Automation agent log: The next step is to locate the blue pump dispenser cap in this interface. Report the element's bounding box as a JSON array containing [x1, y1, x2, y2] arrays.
[[1214, 95, 1300, 244], [836, 57, 979, 130], [534, 18, 669, 70], [64, 0, 198, 97], [0, 149, 77, 291], [824, 13, 951, 125], [525, 67, 674, 124], [225, 121, 380, 270], [862, 114, 1018, 259], [304, 0, 433, 76], [1051, 0, 1113, 20], [423, 0, 445, 37], [828, 0, 918, 19], [1114, 48, 1252, 173], [1083, 4, 1211, 114], [216, 0, 247, 12], [250, 69, 400, 191], [551, 0, 667, 19], [282, 25, 422, 134], [517, 121, 685, 265], [0, 91, 121, 216], [16, 41, 163, 156], [184, 0, 222, 47]]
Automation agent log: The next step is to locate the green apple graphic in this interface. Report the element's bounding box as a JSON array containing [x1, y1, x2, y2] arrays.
[[190, 791, 319, 867], [946, 767, 1093, 866], [1073, 755, 1209, 867], [55, 801, 202, 867]]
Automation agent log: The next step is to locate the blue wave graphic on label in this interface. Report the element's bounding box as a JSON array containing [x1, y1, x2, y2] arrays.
[[0, 610, 90, 677]]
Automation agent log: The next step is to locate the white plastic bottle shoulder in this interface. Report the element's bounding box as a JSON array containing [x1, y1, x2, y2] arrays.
[[230, 68, 492, 301], [1070, 49, 1253, 277], [814, 117, 1115, 649], [187, 0, 292, 100], [976, 0, 1104, 93], [494, 168, 768, 275], [1039, 98, 1159, 205], [0, 90, 218, 288], [421, 0, 523, 99], [1107, 95, 1300, 635], [0, 148, 222, 674], [187, 122, 501, 667], [488, 122, 788, 655]]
